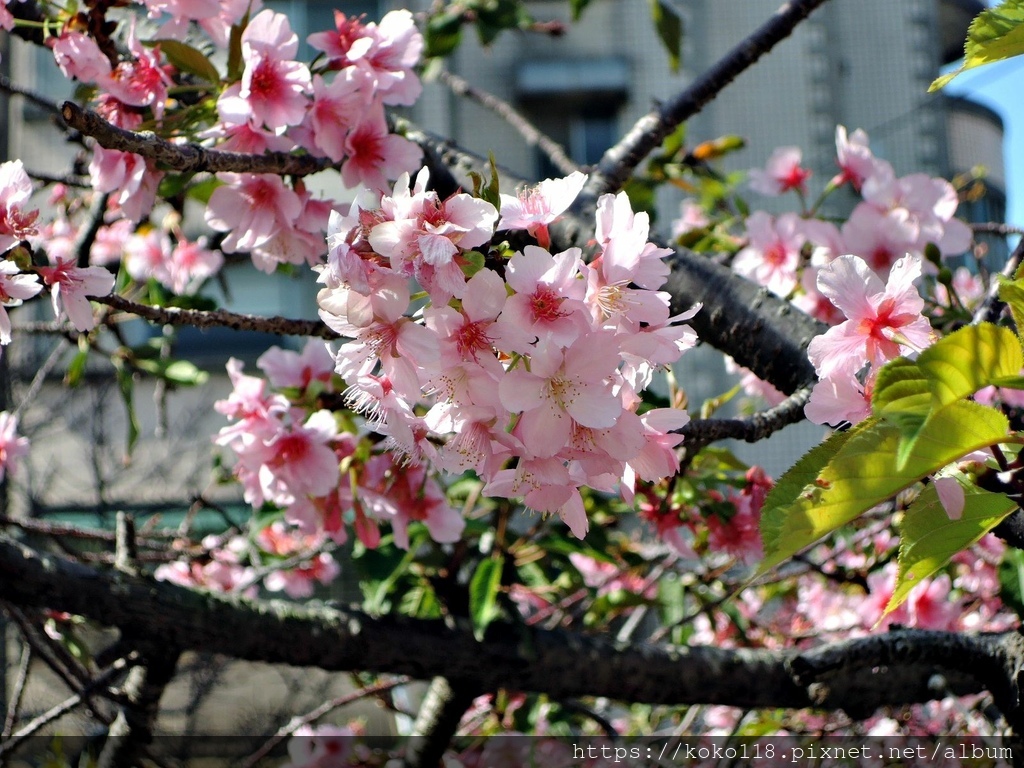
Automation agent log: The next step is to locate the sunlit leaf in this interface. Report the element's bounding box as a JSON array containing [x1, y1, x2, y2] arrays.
[[999, 548, 1024, 617], [152, 39, 221, 84], [649, 0, 683, 72], [885, 482, 1016, 620], [469, 555, 505, 640], [757, 400, 1009, 576], [915, 323, 1023, 407], [931, 0, 1024, 91]]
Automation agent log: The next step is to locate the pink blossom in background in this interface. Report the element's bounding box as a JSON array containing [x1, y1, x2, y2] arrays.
[[89, 220, 134, 267], [302, 72, 363, 162], [0, 160, 40, 254], [748, 146, 811, 196], [257, 522, 341, 598], [51, 31, 111, 83], [124, 228, 173, 286], [37, 258, 115, 331], [832, 125, 893, 190], [205, 173, 303, 254], [167, 237, 223, 293], [732, 211, 807, 297], [284, 725, 355, 768], [0, 411, 29, 482], [672, 198, 710, 238], [97, 26, 173, 121], [88, 147, 162, 222], [340, 107, 422, 192], [257, 339, 336, 392]]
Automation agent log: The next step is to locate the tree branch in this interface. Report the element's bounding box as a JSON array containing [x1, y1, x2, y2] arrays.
[[578, 0, 834, 204], [680, 387, 813, 449], [435, 69, 579, 176], [60, 102, 333, 177], [93, 294, 337, 339], [0, 535, 1019, 721]]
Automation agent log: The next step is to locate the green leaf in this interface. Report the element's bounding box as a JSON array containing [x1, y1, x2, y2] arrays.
[[112, 359, 140, 459], [756, 400, 1009, 576], [872, 358, 931, 436], [759, 425, 861, 555], [915, 323, 1023, 407], [886, 482, 1016, 620], [931, 0, 1024, 90], [425, 10, 464, 57], [999, 548, 1024, 617], [65, 341, 89, 387], [152, 39, 221, 84], [469, 555, 504, 640], [569, 0, 594, 21], [999, 265, 1024, 340], [649, 0, 683, 72], [226, 12, 250, 81]]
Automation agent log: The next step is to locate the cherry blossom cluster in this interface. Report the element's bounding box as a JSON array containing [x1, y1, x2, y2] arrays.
[[314, 169, 699, 538], [729, 127, 970, 302], [44, 0, 423, 274], [0, 161, 115, 344]]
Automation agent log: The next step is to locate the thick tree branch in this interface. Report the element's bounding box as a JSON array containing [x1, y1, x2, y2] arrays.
[[680, 387, 812, 448], [0, 535, 1020, 721], [60, 102, 333, 177], [93, 294, 337, 339], [578, 0, 834, 204]]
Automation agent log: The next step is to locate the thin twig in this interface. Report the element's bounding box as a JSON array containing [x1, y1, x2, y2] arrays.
[[237, 677, 411, 768], [61, 101, 333, 177], [0, 654, 138, 758], [75, 192, 111, 268], [436, 68, 578, 176], [971, 222, 1024, 238], [13, 339, 70, 420], [93, 294, 337, 339], [579, 0, 833, 203], [973, 236, 1024, 326], [1, 645, 32, 743], [25, 169, 90, 188]]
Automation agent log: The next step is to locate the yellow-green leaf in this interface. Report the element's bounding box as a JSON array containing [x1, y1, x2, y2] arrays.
[[760, 424, 863, 555], [756, 400, 1009, 576], [153, 39, 221, 84], [884, 482, 1016, 621], [999, 266, 1024, 341], [916, 323, 1023, 407], [872, 357, 931, 436], [930, 0, 1024, 91]]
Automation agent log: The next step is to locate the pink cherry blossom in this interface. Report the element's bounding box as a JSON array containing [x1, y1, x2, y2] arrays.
[[494, 245, 589, 353], [934, 476, 965, 521], [748, 146, 811, 196], [205, 173, 303, 254], [832, 125, 893, 190], [97, 27, 173, 121], [358, 454, 464, 549], [36, 258, 115, 331], [302, 72, 363, 162], [340, 107, 422, 192], [732, 211, 807, 297], [0, 160, 40, 253], [498, 171, 587, 246], [804, 369, 873, 427], [0, 260, 42, 344], [88, 147, 162, 223], [284, 724, 355, 768], [483, 458, 590, 538], [51, 31, 111, 83], [257, 339, 336, 392], [806, 254, 935, 379], [499, 332, 623, 458], [0, 411, 28, 482], [217, 10, 311, 131]]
